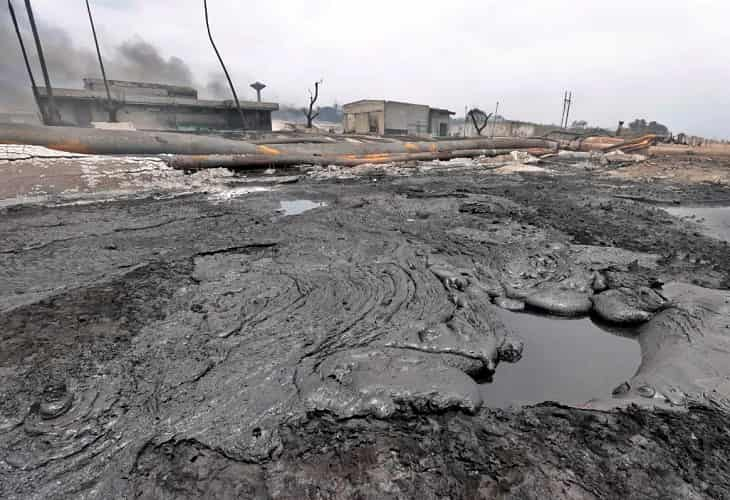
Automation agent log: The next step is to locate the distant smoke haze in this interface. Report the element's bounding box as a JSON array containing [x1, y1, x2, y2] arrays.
[[205, 78, 230, 100], [0, 6, 228, 113]]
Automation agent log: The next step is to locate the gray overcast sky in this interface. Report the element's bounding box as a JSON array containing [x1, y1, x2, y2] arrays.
[[16, 1, 730, 138]]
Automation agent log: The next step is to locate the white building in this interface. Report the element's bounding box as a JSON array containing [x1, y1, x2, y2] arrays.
[[343, 100, 454, 138]]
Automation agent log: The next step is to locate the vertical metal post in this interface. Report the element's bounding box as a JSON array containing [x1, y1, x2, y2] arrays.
[[565, 91, 573, 128], [203, 0, 245, 129], [491, 101, 499, 138], [24, 0, 58, 124], [560, 91, 567, 128], [463, 105, 467, 137], [85, 0, 116, 122], [8, 0, 47, 124]]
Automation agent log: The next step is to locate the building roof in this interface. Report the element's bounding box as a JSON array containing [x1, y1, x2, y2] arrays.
[[37, 87, 278, 112], [343, 99, 455, 115], [83, 78, 198, 98]]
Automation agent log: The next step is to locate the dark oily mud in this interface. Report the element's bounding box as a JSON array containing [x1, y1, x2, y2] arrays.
[[1, 161, 730, 498], [133, 405, 730, 500], [480, 311, 641, 408]]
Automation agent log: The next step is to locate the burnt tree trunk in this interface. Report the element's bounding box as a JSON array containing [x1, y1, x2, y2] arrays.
[[304, 81, 321, 129], [467, 108, 492, 136]]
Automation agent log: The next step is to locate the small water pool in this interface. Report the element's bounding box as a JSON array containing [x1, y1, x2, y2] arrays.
[[664, 206, 730, 243], [279, 200, 327, 216], [481, 310, 641, 407]]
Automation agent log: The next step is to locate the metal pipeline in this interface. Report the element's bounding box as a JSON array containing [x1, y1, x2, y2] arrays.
[[263, 137, 557, 157], [0, 123, 260, 155], [0, 123, 558, 157], [163, 147, 559, 170]]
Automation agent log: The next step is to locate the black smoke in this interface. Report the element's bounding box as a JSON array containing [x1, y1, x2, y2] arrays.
[[115, 39, 194, 86], [0, 5, 225, 113]]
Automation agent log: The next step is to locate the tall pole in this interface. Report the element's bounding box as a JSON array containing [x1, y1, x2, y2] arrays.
[[8, 0, 47, 124], [85, 0, 115, 122], [203, 0, 245, 129], [560, 91, 567, 128], [463, 105, 468, 137], [491, 101, 500, 138], [565, 91, 573, 128], [24, 0, 58, 124]]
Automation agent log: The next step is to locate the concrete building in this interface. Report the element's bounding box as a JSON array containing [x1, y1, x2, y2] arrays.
[[37, 79, 278, 131], [458, 118, 557, 139], [343, 100, 455, 137]]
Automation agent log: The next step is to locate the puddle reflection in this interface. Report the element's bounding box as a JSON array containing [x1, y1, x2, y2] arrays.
[[481, 310, 641, 407]]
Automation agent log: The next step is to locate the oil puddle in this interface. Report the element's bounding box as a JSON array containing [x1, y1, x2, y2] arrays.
[[664, 206, 730, 242], [279, 199, 327, 215], [481, 310, 640, 407]]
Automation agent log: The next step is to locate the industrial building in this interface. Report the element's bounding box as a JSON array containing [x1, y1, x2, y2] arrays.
[[343, 100, 455, 137], [37, 79, 279, 132]]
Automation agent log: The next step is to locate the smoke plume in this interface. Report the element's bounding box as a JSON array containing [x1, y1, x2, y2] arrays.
[[0, 5, 224, 113]]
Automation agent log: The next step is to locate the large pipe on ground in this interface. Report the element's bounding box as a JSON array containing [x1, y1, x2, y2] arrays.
[[0, 123, 557, 164], [0, 123, 558, 157], [164, 147, 559, 170], [0, 123, 260, 155], [164, 150, 499, 169], [265, 137, 557, 157]]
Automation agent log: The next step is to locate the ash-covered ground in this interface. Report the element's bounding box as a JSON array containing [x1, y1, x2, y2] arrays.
[[1, 148, 730, 499]]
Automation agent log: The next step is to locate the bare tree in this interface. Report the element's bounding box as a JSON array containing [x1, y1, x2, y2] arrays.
[[302, 80, 322, 128], [467, 108, 493, 136]]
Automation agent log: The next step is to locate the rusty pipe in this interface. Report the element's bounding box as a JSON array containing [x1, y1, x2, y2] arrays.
[[264, 137, 557, 157], [0, 123, 260, 155], [163, 148, 536, 170], [0, 123, 557, 157]]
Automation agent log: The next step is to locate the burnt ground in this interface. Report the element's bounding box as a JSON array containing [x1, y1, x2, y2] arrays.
[[1, 155, 730, 499]]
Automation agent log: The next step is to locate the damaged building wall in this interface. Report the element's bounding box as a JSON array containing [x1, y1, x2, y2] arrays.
[[343, 100, 385, 134], [384, 101, 430, 136], [429, 109, 453, 137], [36, 80, 277, 131], [343, 100, 453, 137], [462, 119, 556, 138]]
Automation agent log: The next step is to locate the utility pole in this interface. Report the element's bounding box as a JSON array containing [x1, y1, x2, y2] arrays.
[[491, 101, 500, 138], [203, 0, 245, 129], [560, 91, 574, 129], [24, 0, 59, 124], [7, 0, 47, 124], [463, 105, 468, 137], [85, 0, 116, 122], [564, 91, 573, 129]]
